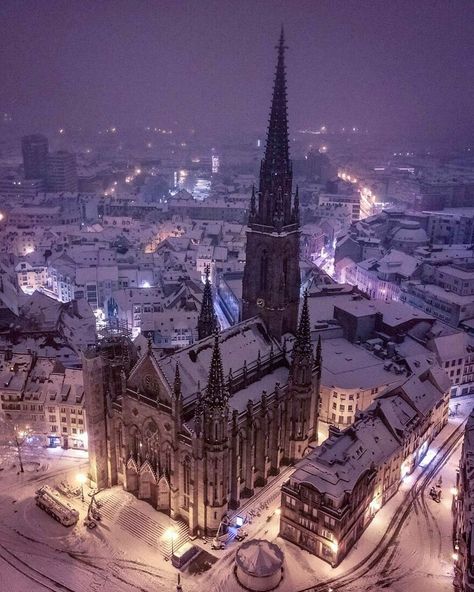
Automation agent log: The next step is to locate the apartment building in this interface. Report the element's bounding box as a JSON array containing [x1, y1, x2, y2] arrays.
[[280, 365, 450, 566], [0, 350, 87, 449]]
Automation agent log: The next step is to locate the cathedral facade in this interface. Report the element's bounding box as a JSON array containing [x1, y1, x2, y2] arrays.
[[83, 31, 322, 536]]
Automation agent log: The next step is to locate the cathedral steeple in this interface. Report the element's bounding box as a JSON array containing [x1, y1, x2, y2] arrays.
[[251, 26, 298, 231], [205, 332, 228, 409], [198, 265, 217, 340], [263, 26, 290, 180], [290, 290, 313, 386], [292, 290, 312, 357], [201, 332, 229, 446], [242, 29, 301, 340]]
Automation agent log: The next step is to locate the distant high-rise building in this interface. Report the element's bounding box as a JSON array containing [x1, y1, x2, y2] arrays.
[[47, 151, 78, 192], [21, 134, 49, 180]]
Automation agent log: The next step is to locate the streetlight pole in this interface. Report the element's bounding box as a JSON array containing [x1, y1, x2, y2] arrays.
[[165, 526, 178, 562], [15, 435, 24, 473], [77, 473, 86, 502]]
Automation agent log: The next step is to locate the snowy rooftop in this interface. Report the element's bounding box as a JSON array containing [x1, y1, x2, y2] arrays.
[[157, 317, 280, 406], [405, 281, 474, 306], [321, 337, 405, 390], [290, 365, 448, 502], [334, 298, 433, 326]]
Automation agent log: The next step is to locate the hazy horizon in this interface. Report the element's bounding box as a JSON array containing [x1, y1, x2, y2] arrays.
[[1, 0, 474, 143]]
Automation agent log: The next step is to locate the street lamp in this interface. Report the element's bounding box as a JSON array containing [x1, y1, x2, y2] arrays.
[[14, 429, 29, 473], [165, 527, 178, 559], [77, 473, 86, 502]]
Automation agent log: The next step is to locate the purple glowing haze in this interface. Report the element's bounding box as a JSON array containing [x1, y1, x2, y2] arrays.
[[1, 0, 473, 141]]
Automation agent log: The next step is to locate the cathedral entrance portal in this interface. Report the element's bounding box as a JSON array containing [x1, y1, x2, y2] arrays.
[[157, 475, 170, 512]]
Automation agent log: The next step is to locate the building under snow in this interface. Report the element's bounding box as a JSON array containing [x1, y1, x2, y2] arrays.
[[279, 364, 450, 566], [0, 349, 86, 449], [454, 410, 474, 592]]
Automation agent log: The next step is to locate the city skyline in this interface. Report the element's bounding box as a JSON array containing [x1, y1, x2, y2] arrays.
[[1, 5, 474, 592], [1, 0, 474, 142]]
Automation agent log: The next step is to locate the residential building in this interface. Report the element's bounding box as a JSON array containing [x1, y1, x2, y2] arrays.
[[0, 350, 86, 449], [454, 410, 474, 592], [280, 365, 450, 566]]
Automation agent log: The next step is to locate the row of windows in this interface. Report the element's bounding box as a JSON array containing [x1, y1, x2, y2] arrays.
[[332, 403, 354, 412], [48, 415, 83, 424], [47, 406, 83, 414], [331, 413, 353, 424], [445, 359, 463, 368], [50, 425, 85, 435]]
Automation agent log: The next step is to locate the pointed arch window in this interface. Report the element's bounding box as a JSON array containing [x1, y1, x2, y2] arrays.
[[164, 447, 171, 477], [183, 456, 191, 510]]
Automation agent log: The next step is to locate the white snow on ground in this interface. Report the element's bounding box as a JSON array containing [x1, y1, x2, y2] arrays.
[[0, 396, 472, 592]]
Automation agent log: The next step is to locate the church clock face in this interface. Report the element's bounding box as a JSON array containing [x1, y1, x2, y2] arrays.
[[257, 298, 265, 308]]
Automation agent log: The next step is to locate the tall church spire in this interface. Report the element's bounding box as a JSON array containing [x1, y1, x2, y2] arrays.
[[293, 290, 312, 357], [198, 265, 217, 340], [242, 28, 301, 340], [290, 290, 314, 386], [263, 26, 290, 180], [252, 26, 297, 230], [205, 332, 228, 409]]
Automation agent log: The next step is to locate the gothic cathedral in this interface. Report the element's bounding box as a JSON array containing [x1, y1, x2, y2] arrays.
[[83, 30, 321, 536]]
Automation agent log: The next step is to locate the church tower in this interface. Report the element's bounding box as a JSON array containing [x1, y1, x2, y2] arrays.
[[194, 332, 230, 535], [242, 28, 300, 340], [287, 290, 320, 460]]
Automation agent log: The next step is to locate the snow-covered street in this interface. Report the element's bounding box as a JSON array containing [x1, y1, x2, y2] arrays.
[[0, 396, 472, 592]]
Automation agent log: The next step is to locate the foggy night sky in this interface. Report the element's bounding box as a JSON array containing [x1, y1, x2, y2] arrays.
[[1, 0, 474, 141]]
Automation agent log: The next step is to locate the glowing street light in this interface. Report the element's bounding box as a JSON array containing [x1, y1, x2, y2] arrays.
[[165, 527, 178, 558], [77, 473, 86, 502], [15, 430, 26, 473], [274, 507, 281, 516]]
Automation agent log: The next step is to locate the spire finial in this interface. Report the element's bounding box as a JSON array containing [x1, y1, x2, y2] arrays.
[[279, 24, 285, 50]]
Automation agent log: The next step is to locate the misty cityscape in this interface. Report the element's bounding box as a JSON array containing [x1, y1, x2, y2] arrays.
[[0, 2, 474, 592]]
